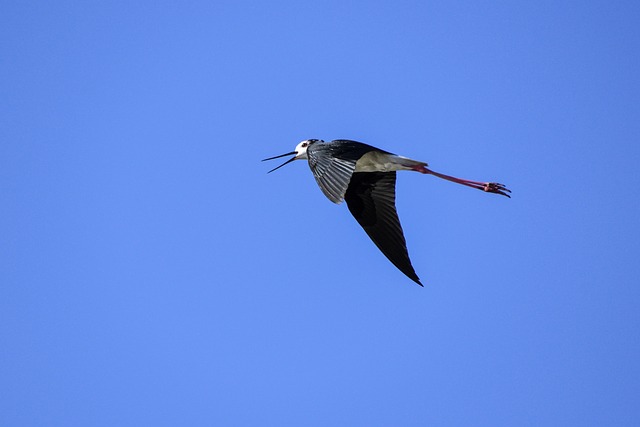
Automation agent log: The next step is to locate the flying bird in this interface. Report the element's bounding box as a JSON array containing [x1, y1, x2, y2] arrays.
[[263, 139, 510, 286]]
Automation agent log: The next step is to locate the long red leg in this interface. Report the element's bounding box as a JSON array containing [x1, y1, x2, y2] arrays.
[[412, 165, 511, 198]]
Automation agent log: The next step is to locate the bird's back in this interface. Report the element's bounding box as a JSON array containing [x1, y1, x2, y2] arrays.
[[312, 139, 391, 162]]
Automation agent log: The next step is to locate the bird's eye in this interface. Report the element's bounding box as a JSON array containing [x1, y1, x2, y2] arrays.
[[302, 142, 308, 147]]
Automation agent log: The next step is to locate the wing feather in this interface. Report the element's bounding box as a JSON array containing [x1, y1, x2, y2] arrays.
[[344, 172, 422, 286], [307, 142, 359, 203]]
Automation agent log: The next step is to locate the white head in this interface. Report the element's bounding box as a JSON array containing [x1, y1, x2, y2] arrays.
[[293, 139, 322, 160], [262, 139, 323, 173]]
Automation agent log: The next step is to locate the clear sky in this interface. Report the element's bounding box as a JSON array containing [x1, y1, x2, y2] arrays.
[[2, 1, 639, 425]]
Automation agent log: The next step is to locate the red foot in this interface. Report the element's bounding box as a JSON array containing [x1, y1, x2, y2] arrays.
[[422, 167, 511, 198]]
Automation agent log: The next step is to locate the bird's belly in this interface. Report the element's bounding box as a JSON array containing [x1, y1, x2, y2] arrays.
[[355, 152, 416, 172]]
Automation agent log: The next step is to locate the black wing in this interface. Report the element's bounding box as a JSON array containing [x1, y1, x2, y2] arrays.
[[306, 140, 382, 204], [345, 172, 422, 286]]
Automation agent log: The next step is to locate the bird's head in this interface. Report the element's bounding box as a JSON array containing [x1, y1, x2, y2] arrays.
[[262, 139, 322, 173]]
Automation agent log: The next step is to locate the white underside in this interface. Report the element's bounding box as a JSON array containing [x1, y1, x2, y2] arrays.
[[354, 151, 428, 172]]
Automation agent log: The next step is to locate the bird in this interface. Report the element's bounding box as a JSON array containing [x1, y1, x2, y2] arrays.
[[262, 139, 510, 286]]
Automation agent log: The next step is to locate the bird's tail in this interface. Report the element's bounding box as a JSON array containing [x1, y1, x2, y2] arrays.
[[395, 156, 428, 172], [396, 156, 429, 173]]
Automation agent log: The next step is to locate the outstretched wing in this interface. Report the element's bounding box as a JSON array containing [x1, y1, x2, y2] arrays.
[[307, 140, 373, 203], [344, 171, 422, 286], [306, 140, 380, 203]]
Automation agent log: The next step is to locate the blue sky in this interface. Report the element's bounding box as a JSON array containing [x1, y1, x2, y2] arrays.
[[2, 1, 639, 425]]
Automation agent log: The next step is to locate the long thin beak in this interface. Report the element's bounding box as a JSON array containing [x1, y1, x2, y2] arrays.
[[262, 151, 297, 173]]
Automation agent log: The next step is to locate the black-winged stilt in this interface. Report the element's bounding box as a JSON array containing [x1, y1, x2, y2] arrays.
[[263, 139, 510, 286]]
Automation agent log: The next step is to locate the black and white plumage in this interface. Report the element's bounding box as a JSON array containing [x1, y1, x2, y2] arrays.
[[263, 139, 510, 286]]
